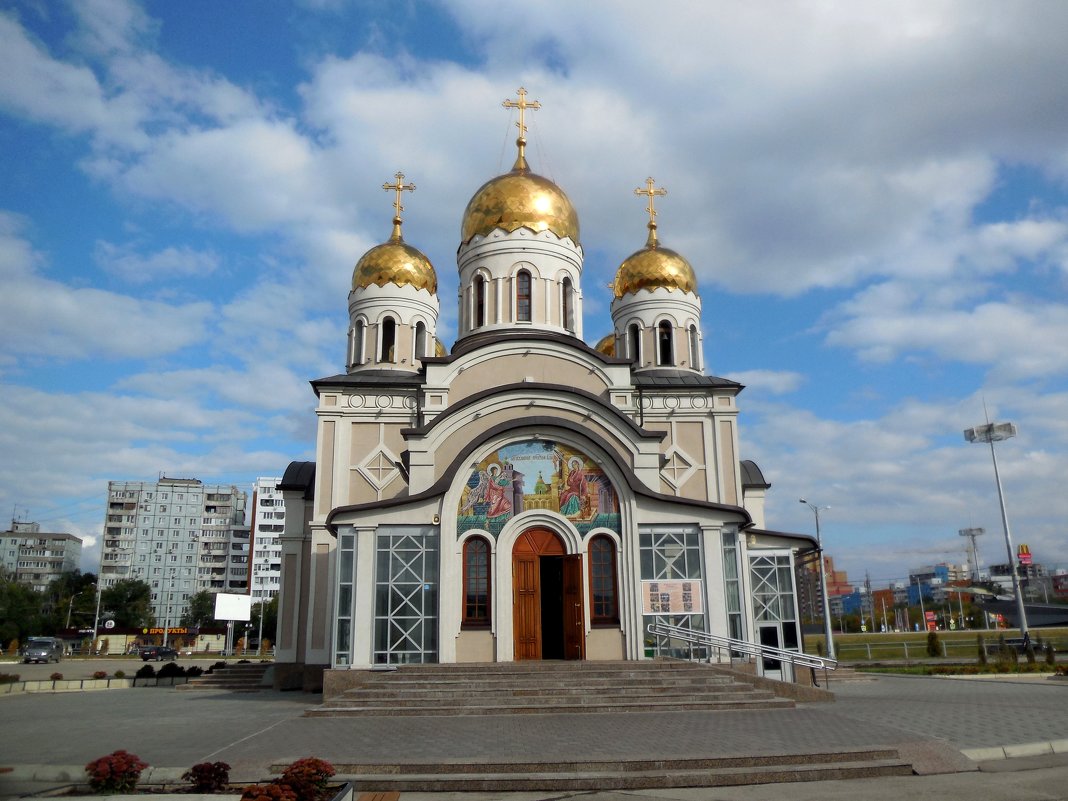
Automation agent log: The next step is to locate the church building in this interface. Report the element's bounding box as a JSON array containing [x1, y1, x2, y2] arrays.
[[273, 89, 816, 690]]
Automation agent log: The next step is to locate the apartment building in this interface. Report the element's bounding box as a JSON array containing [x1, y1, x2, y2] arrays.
[[102, 478, 248, 625], [0, 520, 82, 592], [249, 477, 284, 606]]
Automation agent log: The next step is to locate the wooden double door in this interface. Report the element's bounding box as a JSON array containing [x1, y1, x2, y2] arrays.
[[512, 528, 585, 661]]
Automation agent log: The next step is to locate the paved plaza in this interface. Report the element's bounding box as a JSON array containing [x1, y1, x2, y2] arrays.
[[1, 670, 1067, 799]]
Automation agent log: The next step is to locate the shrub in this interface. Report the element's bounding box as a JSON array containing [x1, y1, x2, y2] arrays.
[[136, 664, 156, 679], [85, 750, 149, 794], [278, 757, 336, 800], [0, 673, 20, 684], [1025, 640, 1037, 665], [157, 661, 186, 679], [92, 671, 107, 680], [183, 761, 231, 793], [925, 631, 941, 658], [50, 672, 63, 681], [114, 670, 125, 679], [1046, 643, 1056, 667], [240, 783, 298, 801], [186, 665, 204, 677]]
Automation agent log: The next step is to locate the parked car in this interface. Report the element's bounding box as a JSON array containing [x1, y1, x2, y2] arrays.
[[139, 645, 178, 662], [21, 637, 64, 664]]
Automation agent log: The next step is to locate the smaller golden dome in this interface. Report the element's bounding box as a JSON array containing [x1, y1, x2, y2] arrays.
[[352, 223, 437, 294], [613, 244, 696, 298], [461, 169, 579, 245], [594, 333, 615, 356], [434, 337, 447, 357]]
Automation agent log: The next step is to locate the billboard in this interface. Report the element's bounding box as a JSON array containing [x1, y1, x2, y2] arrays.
[[213, 592, 252, 621]]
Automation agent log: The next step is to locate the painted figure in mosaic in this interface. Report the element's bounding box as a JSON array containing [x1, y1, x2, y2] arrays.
[[559, 457, 587, 517], [484, 463, 514, 520]]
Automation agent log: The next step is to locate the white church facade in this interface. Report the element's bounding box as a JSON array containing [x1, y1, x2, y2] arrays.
[[273, 89, 816, 690]]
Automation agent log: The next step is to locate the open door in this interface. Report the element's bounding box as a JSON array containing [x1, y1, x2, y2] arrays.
[[513, 553, 540, 660], [563, 554, 586, 661]]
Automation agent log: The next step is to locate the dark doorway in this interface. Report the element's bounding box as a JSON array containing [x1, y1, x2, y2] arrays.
[[540, 556, 564, 659]]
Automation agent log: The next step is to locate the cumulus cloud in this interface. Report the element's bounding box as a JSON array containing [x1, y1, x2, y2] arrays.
[[94, 240, 220, 283], [725, 370, 805, 396]]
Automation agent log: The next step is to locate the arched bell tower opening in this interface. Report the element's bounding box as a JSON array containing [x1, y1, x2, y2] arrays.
[[512, 527, 585, 661]]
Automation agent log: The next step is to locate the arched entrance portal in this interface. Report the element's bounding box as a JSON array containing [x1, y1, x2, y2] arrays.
[[512, 528, 585, 661]]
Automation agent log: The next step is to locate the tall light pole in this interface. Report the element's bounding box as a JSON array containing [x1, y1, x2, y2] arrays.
[[66, 591, 82, 629], [964, 421, 1029, 641], [799, 499, 835, 660], [958, 527, 985, 583]]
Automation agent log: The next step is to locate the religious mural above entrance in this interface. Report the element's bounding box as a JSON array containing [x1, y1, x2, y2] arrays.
[[457, 440, 621, 538]]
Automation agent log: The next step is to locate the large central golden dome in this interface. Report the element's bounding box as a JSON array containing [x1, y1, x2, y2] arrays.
[[461, 168, 580, 245], [352, 226, 437, 294], [613, 242, 697, 298]]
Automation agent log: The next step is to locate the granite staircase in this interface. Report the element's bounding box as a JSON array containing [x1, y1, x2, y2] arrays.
[[178, 661, 271, 692]]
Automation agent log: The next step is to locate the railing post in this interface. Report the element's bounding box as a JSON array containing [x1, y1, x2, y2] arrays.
[[866, 643, 872, 659], [903, 642, 908, 661]]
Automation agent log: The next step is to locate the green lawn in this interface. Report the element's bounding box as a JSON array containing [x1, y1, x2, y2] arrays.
[[803, 627, 1068, 662]]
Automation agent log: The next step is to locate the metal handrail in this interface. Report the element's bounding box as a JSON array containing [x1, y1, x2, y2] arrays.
[[646, 621, 838, 672]]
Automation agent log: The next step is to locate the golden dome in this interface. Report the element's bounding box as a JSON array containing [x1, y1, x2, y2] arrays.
[[352, 224, 437, 294], [613, 244, 696, 298], [434, 337, 447, 357], [461, 169, 579, 245], [594, 333, 615, 356]]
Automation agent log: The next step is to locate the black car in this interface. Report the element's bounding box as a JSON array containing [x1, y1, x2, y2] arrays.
[[140, 645, 178, 661]]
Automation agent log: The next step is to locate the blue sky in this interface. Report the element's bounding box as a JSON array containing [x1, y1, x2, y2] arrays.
[[2, 0, 1066, 588]]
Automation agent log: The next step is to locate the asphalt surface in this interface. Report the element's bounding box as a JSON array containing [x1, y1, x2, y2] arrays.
[[1, 660, 1067, 800]]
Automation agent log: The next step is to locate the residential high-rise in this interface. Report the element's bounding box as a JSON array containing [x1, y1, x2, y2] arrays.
[[0, 520, 82, 592], [102, 478, 247, 625], [250, 477, 284, 606]]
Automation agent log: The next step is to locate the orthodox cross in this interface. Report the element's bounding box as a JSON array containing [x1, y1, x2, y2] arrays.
[[382, 172, 416, 239], [503, 87, 541, 170], [634, 177, 667, 246]]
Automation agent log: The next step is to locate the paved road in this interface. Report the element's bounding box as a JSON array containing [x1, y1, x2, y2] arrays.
[[1, 669, 1066, 800]]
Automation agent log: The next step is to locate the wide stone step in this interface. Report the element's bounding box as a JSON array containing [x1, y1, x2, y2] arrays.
[[178, 663, 270, 692], [338, 679, 745, 698], [288, 751, 913, 791], [332, 688, 775, 708], [307, 696, 793, 716]]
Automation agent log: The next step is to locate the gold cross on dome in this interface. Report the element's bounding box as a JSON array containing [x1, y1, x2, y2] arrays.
[[382, 172, 416, 220], [502, 87, 541, 139], [634, 177, 667, 225], [503, 87, 541, 170]]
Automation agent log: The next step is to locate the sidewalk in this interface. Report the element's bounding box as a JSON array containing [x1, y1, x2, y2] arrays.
[[2, 672, 1067, 799]]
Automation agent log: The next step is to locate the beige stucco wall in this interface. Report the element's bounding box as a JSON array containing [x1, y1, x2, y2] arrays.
[[456, 630, 495, 662], [587, 628, 624, 660], [449, 351, 607, 399]]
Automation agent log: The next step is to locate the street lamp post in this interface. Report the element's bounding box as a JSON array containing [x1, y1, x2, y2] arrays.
[[799, 499, 835, 660], [963, 421, 1029, 641], [65, 591, 82, 629]]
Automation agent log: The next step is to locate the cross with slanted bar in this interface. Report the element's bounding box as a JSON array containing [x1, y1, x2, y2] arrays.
[[502, 87, 541, 139], [383, 172, 416, 220], [634, 177, 667, 225]]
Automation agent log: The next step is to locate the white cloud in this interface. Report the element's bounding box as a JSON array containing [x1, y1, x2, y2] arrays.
[[94, 240, 220, 283], [726, 370, 805, 396], [0, 213, 212, 363]]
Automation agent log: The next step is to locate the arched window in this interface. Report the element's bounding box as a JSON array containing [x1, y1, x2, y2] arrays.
[[588, 535, 619, 624], [380, 317, 396, 363], [474, 276, 486, 328], [414, 321, 427, 359], [688, 324, 700, 370], [628, 324, 641, 364], [657, 320, 674, 366], [516, 269, 532, 322], [463, 536, 491, 626], [353, 320, 366, 366], [562, 276, 574, 331]]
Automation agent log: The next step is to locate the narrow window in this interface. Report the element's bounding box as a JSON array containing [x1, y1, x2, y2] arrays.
[[463, 536, 491, 626], [414, 321, 427, 359], [562, 277, 574, 331], [589, 536, 619, 624], [628, 324, 641, 364], [658, 320, 674, 366], [353, 320, 365, 365], [475, 276, 486, 328], [380, 317, 396, 363], [688, 325, 700, 370], [516, 270, 532, 322]]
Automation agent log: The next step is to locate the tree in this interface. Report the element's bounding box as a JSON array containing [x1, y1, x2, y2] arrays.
[[45, 571, 97, 631], [101, 579, 154, 628], [252, 596, 278, 643], [0, 574, 49, 644], [180, 590, 216, 627]]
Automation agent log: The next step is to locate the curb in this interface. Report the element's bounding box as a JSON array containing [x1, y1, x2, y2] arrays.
[[0, 765, 186, 783], [962, 738, 1068, 761]]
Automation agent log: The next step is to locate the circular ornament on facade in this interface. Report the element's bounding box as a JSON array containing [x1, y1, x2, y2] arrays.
[[639, 395, 653, 410], [376, 395, 392, 409], [348, 395, 365, 408], [691, 396, 707, 409], [665, 396, 679, 409], [403, 396, 417, 410]]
